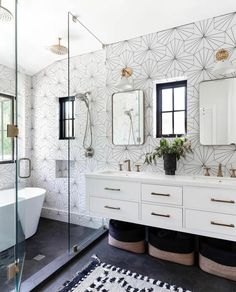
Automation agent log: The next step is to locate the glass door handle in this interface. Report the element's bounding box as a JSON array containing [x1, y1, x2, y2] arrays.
[[18, 158, 31, 179]]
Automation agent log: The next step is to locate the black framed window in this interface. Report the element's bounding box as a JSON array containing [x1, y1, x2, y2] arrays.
[[0, 93, 14, 163], [59, 96, 75, 140], [156, 80, 187, 138]]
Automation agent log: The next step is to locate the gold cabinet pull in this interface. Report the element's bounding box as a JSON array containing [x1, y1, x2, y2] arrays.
[[104, 205, 121, 210], [211, 198, 235, 204], [151, 192, 170, 197], [151, 212, 170, 218], [104, 187, 120, 191], [211, 221, 235, 228]]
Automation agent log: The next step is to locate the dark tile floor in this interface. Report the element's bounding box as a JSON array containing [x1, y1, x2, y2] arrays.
[[22, 218, 96, 280], [34, 236, 236, 292], [0, 218, 98, 292]]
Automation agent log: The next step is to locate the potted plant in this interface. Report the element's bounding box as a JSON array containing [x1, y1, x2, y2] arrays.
[[145, 137, 192, 175]]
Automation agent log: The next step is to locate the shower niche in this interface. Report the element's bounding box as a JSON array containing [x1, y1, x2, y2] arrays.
[[55, 160, 75, 178], [112, 90, 144, 145]]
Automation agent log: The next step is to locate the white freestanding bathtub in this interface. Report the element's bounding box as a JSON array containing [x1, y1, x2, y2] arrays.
[[0, 187, 46, 252]]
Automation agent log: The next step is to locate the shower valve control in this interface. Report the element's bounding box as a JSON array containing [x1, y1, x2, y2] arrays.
[[85, 147, 94, 158]]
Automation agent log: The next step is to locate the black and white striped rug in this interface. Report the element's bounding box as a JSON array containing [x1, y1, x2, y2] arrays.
[[59, 256, 191, 292]]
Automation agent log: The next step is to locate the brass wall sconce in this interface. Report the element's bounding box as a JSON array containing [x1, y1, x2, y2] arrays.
[[213, 48, 236, 75], [116, 67, 133, 91]]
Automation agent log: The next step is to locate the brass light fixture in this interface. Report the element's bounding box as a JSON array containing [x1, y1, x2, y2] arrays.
[[213, 48, 236, 75], [121, 67, 132, 78], [116, 67, 133, 91], [50, 38, 68, 55]]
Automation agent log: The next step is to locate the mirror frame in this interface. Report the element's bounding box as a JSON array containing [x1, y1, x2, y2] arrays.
[[199, 76, 236, 146], [111, 89, 145, 146]]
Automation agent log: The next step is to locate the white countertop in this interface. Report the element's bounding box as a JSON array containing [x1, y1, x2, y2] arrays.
[[85, 170, 236, 189]]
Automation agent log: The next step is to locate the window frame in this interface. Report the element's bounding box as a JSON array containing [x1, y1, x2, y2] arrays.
[[156, 80, 187, 138], [59, 96, 75, 140], [0, 93, 14, 164]]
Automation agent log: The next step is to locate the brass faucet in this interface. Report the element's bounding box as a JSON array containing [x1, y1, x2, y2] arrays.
[[124, 159, 131, 171], [203, 167, 211, 176], [217, 163, 223, 177], [229, 168, 236, 178], [118, 163, 123, 171], [135, 164, 141, 172]]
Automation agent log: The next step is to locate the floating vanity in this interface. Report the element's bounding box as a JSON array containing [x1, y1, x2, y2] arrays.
[[86, 171, 236, 242]]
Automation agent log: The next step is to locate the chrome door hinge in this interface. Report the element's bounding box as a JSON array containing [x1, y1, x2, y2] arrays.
[[7, 124, 19, 138]]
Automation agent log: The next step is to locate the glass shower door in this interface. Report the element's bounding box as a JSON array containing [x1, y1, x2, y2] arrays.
[[0, 0, 26, 291], [13, 0, 27, 289], [67, 12, 105, 254]]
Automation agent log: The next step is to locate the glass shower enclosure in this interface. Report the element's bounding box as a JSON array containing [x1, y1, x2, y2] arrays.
[[0, 2, 105, 292], [0, 1, 26, 291]]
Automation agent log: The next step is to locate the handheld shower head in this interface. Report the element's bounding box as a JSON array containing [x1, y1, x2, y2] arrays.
[[124, 108, 133, 119], [75, 91, 94, 157], [0, 0, 13, 22], [75, 92, 90, 107]]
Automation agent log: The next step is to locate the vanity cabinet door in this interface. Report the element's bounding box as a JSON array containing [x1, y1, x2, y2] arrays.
[[86, 178, 140, 202], [184, 186, 236, 215], [142, 184, 182, 205], [186, 209, 236, 238], [142, 203, 182, 229], [90, 197, 139, 222]]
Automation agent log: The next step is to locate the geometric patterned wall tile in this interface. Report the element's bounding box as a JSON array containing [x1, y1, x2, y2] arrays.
[[2, 12, 236, 227]]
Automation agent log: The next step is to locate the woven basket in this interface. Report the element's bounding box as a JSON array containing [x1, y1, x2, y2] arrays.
[[149, 243, 194, 266], [199, 237, 236, 281], [108, 220, 145, 253], [148, 227, 195, 266]]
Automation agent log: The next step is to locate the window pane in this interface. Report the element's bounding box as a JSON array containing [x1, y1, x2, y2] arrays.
[[3, 101, 12, 130], [162, 89, 172, 111], [174, 87, 185, 110], [0, 97, 13, 161], [65, 101, 73, 119], [0, 131, 2, 160], [0, 103, 2, 129], [64, 120, 73, 138], [3, 131, 12, 160], [174, 111, 185, 134], [162, 113, 172, 135]]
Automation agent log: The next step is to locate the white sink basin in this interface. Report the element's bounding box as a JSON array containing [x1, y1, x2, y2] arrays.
[[89, 170, 236, 187], [191, 175, 236, 185], [99, 170, 143, 177]]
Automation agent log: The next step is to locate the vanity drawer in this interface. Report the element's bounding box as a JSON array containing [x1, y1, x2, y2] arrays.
[[142, 203, 182, 229], [142, 184, 182, 205], [89, 197, 139, 221], [184, 186, 236, 214], [86, 178, 140, 202], [186, 209, 236, 236]]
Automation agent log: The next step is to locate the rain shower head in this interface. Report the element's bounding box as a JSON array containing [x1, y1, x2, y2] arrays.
[[50, 38, 68, 55], [0, 0, 13, 22]]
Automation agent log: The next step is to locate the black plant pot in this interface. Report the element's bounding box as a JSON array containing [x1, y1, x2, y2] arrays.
[[163, 154, 177, 175]]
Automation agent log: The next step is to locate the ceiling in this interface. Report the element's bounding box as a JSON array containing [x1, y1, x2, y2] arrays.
[[0, 0, 236, 75]]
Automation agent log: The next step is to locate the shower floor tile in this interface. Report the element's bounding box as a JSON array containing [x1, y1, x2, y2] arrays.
[[22, 218, 97, 280], [0, 218, 97, 292]]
